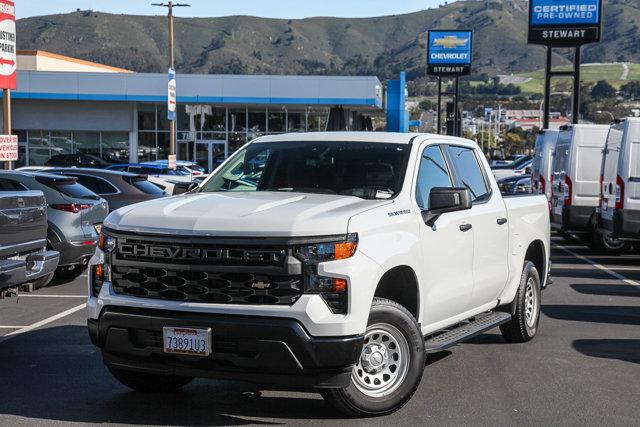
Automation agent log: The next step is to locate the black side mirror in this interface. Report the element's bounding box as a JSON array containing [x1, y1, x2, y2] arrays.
[[422, 187, 472, 227]]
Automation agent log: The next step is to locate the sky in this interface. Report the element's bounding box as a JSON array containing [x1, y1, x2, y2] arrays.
[[17, 0, 445, 20]]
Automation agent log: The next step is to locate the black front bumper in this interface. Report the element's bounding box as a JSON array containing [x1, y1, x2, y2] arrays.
[[598, 209, 640, 241], [551, 205, 594, 233], [89, 306, 363, 389]]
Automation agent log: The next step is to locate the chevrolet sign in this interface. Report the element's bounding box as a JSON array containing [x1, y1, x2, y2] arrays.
[[427, 30, 472, 76]]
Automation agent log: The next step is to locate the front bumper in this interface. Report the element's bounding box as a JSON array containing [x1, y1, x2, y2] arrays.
[[598, 209, 640, 241], [551, 205, 594, 233], [89, 306, 363, 389], [0, 250, 59, 291]]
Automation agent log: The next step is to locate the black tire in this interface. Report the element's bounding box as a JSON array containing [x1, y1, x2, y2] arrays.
[[31, 273, 54, 290], [54, 264, 86, 281], [500, 261, 541, 343], [108, 367, 194, 393], [588, 230, 630, 255], [321, 298, 425, 417]]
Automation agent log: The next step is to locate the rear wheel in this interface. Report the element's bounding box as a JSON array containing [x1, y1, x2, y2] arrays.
[[589, 230, 630, 255], [321, 298, 425, 417], [54, 264, 86, 281], [500, 261, 541, 343], [31, 273, 54, 290], [108, 367, 194, 393]]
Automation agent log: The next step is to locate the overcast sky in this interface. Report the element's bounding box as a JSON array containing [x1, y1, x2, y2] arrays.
[[18, 0, 446, 19]]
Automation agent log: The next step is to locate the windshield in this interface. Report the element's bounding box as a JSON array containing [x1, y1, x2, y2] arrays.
[[200, 141, 411, 200]]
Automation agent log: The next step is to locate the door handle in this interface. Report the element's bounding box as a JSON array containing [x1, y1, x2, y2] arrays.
[[459, 224, 473, 232], [497, 218, 508, 225]]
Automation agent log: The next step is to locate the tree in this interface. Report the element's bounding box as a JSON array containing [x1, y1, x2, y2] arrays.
[[591, 80, 616, 100], [620, 81, 640, 100]]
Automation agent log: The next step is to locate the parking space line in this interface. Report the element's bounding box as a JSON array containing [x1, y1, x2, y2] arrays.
[[554, 243, 640, 289], [0, 303, 86, 343], [17, 294, 86, 298], [0, 326, 26, 329]]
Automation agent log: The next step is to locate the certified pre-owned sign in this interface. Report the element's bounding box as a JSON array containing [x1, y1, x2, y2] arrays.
[[528, 0, 602, 46], [427, 30, 472, 76]]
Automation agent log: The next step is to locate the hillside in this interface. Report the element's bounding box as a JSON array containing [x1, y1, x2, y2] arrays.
[[16, 0, 640, 80]]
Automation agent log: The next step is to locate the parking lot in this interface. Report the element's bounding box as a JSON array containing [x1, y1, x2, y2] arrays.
[[0, 235, 638, 426]]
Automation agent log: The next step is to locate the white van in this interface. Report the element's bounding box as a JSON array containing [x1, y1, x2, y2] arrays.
[[532, 129, 559, 201], [550, 124, 610, 236], [598, 118, 640, 245]]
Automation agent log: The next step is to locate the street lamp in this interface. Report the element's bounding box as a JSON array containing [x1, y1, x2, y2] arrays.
[[152, 2, 190, 158]]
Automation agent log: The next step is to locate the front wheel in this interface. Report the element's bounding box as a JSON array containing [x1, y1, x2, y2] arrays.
[[321, 298, 425, 417], [500, 261, 541, 343]]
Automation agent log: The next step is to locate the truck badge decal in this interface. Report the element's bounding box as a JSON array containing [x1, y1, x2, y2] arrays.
[[388, 210, 411, 217]]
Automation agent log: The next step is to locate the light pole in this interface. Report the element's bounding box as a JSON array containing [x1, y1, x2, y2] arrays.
[[152, 1, 190, 158]]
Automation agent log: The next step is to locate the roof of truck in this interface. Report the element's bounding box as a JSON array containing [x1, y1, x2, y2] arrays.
[[253, 132, 466, 145]]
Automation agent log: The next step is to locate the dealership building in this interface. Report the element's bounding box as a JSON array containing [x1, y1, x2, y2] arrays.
[[5, 51, 388, 172]]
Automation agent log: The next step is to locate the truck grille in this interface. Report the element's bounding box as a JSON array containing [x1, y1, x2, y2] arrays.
[[111, 265, 303, 305]]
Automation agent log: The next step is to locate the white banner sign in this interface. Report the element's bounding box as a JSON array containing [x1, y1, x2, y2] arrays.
[[0, 134, 18, 161]]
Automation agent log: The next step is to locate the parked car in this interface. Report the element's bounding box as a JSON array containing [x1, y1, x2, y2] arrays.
[[531, 130, 559, 201], [88, 132, 550, 417], [597, 118, 640, 251], [44, 153, 112, 168], [492, 155, 533, 180], [550, 124, 615, 244], [497, 174, 532, 195], [147, 160, 207, 176], [107, 163, 193, 181], [42, 168, 167, 212], [0, 172, 108, 281], [0, 187, 59, 292]]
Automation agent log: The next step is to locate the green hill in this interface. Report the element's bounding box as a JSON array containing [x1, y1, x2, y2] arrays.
[[16, 0, 640, 81]]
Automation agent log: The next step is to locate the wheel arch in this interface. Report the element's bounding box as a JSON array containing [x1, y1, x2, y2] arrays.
[[373, 265, 420, 320], [524, 239, 546, 287]]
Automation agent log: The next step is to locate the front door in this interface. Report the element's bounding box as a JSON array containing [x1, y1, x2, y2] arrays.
[[446, 145, 509, 309], [416, 143, 474, 326]]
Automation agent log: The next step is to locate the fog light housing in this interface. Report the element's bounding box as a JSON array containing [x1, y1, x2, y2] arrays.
[[91, 263, 111, 297], [98, 232, 116, 252]]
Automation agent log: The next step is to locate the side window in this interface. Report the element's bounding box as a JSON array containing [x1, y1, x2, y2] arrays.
[[0, 179, 28, 191], [448, 146, 490, 202], [73, 175, 118, 195], [415, 145, 453, 210]]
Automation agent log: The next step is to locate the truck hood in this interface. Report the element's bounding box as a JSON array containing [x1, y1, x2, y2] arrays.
[[105, 192, 390, 237]]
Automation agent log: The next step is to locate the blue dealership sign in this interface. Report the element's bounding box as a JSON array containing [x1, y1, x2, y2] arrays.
[[427, 30, 472, 76], [530, 0, 600, 26], [528, 0, 602, 46]]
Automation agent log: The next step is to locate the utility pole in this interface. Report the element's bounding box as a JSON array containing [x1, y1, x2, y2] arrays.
[[152, 1, 190, 158]]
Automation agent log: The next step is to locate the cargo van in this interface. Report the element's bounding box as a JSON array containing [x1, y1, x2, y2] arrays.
[[598, 118, 640, 246], [532, 129, 559, 201], [550, 124, 610, 238]]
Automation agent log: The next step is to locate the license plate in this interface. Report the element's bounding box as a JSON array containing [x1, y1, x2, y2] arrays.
[[163, 327, 212, 357], [94, 224, 102, 234]]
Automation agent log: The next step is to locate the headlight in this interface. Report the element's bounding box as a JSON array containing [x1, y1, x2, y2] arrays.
[[295, 233, 358, 263], [296, 234, 357, 315], [98, 231, 116, 252]]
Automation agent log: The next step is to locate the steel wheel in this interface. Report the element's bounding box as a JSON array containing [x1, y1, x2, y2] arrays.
[[603, 235, 627, 251], [352, 323, 410, 398], [524, 277, 539, 328]]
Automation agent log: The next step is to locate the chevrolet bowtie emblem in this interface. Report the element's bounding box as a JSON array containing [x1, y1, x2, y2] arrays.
[[433, 36, 468, 49]]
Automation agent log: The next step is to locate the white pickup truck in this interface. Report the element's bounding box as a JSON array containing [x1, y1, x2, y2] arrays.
[[88, 133, 550, 417]]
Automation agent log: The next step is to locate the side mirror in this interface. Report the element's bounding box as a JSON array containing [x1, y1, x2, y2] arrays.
[[422, 187, 472, 227]]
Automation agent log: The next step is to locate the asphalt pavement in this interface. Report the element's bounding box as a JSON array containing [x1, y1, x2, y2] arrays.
[[0, 235, 638, 426]]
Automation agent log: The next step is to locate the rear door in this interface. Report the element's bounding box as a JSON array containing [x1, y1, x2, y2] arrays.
[[446, 145, 509, 310], [532, 134, 545, 193], [552, 131, 572, 218], [601, 123, 624, 220], [572, 127, 608, 209], [623, 120, 640, 212]]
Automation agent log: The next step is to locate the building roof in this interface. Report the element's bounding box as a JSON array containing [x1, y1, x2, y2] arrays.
[[17, 50, 133, 74], [13, 71, 383, 109]]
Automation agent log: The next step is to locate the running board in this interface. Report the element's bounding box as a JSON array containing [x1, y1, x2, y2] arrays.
[[424, 312, 512, 353]]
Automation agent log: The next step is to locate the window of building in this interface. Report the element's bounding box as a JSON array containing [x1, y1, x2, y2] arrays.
[[248, 109, 266, 140], [137, 132, 156, 163], [416, 145, 453, 210], [74, 132, 101, 157], [138, 104, 156, 131], [156, 132, 170, 160], [267, 108, 286, 133], [287, 111, 306, 132], [448, 145, 490, 202], [102, 132, 129, 164], [307, 108, 329, 132]]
